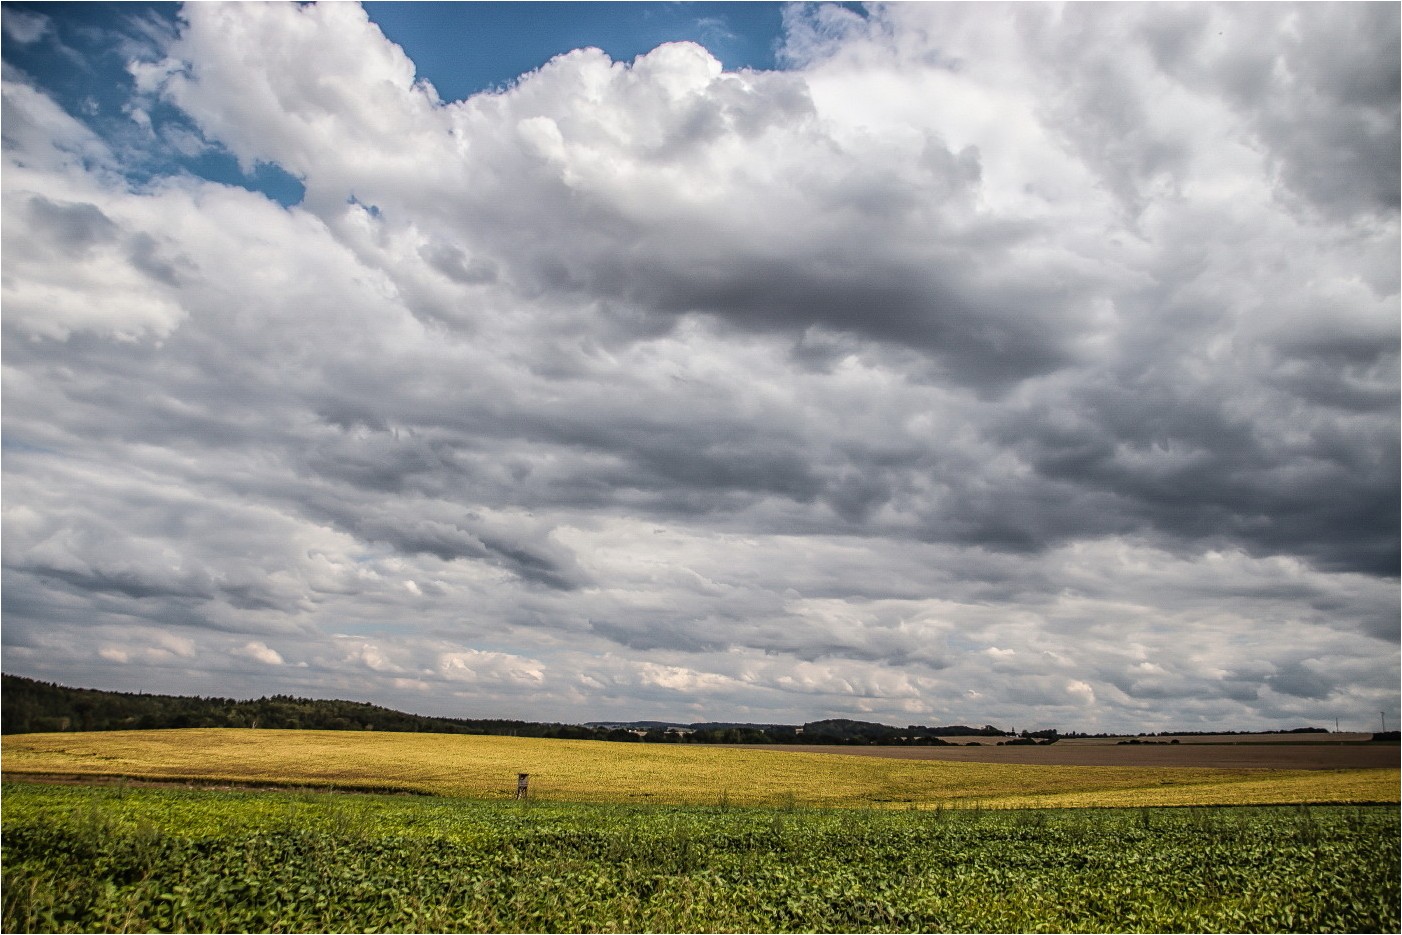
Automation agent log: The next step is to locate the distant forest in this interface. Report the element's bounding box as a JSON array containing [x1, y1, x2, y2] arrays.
[[0, 675, 1006, 745], [6, 676, 1362, 745]]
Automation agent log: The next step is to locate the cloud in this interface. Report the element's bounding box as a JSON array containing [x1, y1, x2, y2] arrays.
[[2, 9, 50, 45], [94, 633, 195, 666], [439, 649, 546, 688], [2, 191, 189, 340], [233, 641, 285, 666], [1, 70, 115, 173], [135, 4, 1105, 391], [1, 2, 1396, 732]]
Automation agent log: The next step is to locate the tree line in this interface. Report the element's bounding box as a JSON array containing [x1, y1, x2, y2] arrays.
[[0, 675, 1007, 745]]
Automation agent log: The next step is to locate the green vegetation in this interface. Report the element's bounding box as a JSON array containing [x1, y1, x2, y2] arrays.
[[3, 782, 1397, 933]]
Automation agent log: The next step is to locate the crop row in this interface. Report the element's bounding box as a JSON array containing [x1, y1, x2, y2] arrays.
[[3, 783, 1398, 933]]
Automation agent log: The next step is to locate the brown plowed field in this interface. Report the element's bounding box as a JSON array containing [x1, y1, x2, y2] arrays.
[[703, 741, 1400, 770], [945, 732, 1379, 745]]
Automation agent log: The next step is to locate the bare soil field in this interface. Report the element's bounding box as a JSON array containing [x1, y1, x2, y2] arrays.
[[707, 740, 1400, 770], [945, 732, 1378, 745]]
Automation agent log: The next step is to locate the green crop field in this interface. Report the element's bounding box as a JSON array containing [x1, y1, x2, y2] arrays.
[[4, 729, 1397, 808], [3, 782, 1398, 933]]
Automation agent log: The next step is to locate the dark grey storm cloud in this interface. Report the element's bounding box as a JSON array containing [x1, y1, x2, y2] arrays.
[[2, 2, 1396, 731]]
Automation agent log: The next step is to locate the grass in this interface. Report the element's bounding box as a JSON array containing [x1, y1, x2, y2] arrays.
[[3, 782, 1398, 933], [3, 728, 1397, 809]]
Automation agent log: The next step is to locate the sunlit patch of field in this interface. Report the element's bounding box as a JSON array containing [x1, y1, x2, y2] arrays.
[[3, 729, 1396, 808]]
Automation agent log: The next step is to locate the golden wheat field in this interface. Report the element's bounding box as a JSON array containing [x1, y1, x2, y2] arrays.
[[3, 729, 1397, 809]]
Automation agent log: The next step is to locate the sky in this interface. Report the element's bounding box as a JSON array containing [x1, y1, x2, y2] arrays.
[[1, 2, 1397, 734]]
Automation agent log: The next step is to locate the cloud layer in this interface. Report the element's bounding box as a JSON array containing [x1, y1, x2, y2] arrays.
[[3, 2, 1397, 731]]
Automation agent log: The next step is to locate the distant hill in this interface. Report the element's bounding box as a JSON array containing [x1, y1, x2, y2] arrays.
[[1, 674, 1000, 745], [4, 675, 1344, 745], [586, 719, 1008, 738], [0, 673, 598, 739]]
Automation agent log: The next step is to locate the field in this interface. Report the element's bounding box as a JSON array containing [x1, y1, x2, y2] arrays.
[[729, 740, 1399, 770], [4, 782, 1398, 933], [936, 732, 1382, 746], [4, 731, 1398, 933], [3, 729, 1398, 809]]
